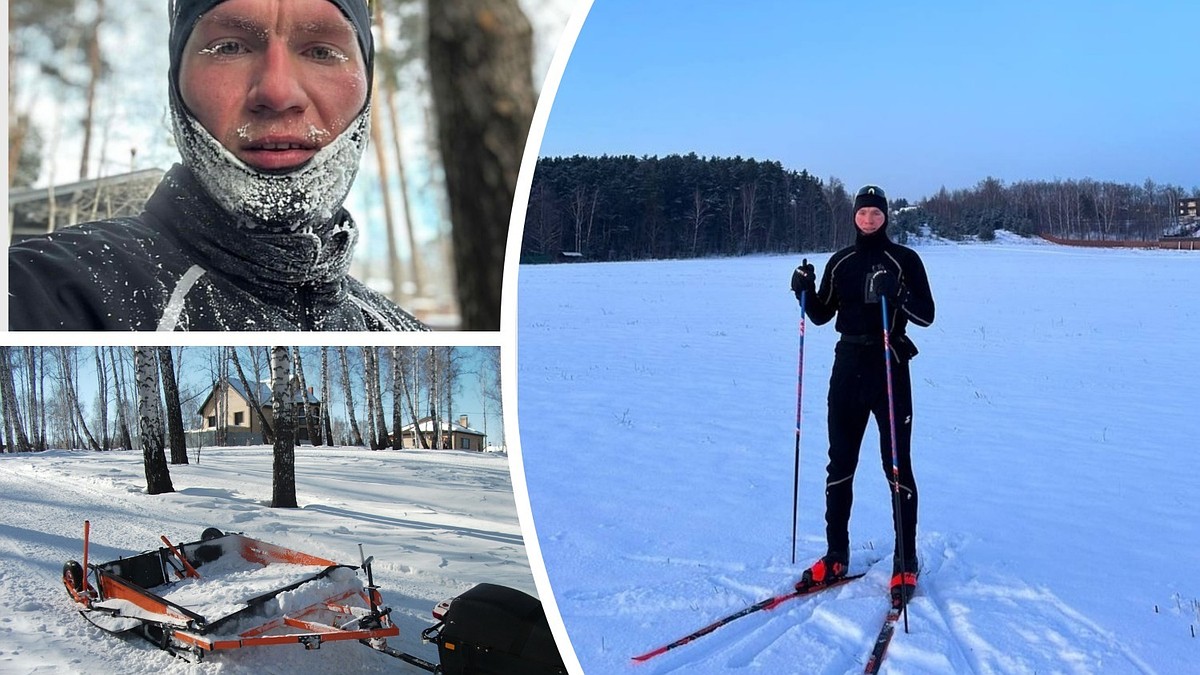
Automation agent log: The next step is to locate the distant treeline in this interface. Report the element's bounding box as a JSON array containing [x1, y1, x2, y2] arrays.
[[520, 154, 1194, 262]]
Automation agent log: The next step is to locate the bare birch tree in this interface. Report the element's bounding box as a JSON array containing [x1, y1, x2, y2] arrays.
[[270, 346, 297, 508], [740, 179, 759, 253], [292, 347, 319, 446], [22, 347, 40, 450], [390, 346, 403, 450], [374, 0, 425, 299], [690, 186, 713, 257], [364, 383, 378, 450], [320, 347, 335, 446], [378, 347, 393, 447], [368, 86, 404, 308], [480, 346, 502, 449], [0, 347, 32, 452], [56, 347, 101, 452], [442, 347, 462, 444], [157, 347, 188, 464], [364, 347, 388, 450], [397, 346, 425, 448], [93, 347, 109, 449], [78, 0, 106, 179], [361, 347, 378, 449], [427, 347, 442, 449], [38, 348, 48, 450], [134, 347, 173, 494], [337, 346, 364, 446], [216, 351, 230, 446], [108, 346, 133, 451]]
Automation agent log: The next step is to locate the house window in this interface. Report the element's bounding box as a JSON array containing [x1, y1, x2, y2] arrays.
[[207, 415, 216, 428], [234, 411, 244, 426], [460, 437, 471, 450]]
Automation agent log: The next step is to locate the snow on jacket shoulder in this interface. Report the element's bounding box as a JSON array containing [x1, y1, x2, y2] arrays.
[[8, 165, 428, 332]]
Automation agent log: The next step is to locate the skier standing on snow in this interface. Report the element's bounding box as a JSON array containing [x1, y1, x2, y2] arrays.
[[9, 0, 427, 331], [789, 184, 934, 606]]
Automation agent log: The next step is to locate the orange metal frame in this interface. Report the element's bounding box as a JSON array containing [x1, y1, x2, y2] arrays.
[[69, 525, 399, 654], [169, 586, 399, 653]]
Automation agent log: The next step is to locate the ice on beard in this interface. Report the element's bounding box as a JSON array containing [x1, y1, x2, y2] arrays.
[[177, 108, 367, 233]]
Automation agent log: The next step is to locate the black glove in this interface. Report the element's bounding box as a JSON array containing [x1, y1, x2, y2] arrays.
[[868, 268, 902, 302], [791, 259, 816, 300]]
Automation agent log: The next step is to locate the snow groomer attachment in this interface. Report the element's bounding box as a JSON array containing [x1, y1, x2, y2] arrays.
[[61, 521, 437, 670]]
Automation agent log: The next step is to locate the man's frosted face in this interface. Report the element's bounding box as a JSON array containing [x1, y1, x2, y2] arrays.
[[179, 0, 367, 172]]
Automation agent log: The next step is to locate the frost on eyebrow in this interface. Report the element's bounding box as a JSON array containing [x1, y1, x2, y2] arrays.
[[294, 19, 359, 45], [194, 11, 270, 42], [191, 12, 360, 64], [291, 20, 359, 64]]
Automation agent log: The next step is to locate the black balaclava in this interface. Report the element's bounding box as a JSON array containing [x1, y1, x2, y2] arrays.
[[167, 0, 374, 232], [853, 184, 889, 249]]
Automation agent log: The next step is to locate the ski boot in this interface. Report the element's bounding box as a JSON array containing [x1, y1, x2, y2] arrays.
[[796, 552, 848, 592], [889, 556, 919, 608]]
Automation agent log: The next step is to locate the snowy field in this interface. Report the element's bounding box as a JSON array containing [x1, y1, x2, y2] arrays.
[[0, 446, 532, 674], [516, 237, 1200, 674]]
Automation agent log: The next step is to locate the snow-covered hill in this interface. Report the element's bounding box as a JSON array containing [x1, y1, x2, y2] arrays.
[[0, 446, 532, 674], [516, 241, 1199, 673]]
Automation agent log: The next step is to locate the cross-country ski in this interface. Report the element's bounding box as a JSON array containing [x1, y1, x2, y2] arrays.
[[631, 573, 864, 663], [863, 605, 903, 674]]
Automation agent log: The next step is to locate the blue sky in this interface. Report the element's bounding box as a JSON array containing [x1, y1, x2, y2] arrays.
[[538, 0, 1199, 202]]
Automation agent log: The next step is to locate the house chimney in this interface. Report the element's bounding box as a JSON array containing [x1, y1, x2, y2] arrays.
[[309, 386, 314, 395], [459, 415, 468, 428]]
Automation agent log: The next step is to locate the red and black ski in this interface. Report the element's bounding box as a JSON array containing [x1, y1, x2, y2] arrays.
[[631, 573, 864, 663], [863, 604, 903, 674]]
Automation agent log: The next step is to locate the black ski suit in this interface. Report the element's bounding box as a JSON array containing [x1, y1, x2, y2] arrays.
[[9, 165, 427, 331], [803, 227, 934, 562]]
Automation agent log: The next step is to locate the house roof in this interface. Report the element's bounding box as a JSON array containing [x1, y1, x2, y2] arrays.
[[400, 417, 485, 436], [227, 379, 272, 407], [9, 169, 165, 242], [197, 377, 320, 414]]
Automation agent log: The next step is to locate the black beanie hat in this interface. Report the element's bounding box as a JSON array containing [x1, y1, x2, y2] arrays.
[[853, 184, 888, 215], [168, 0, 374, 107]]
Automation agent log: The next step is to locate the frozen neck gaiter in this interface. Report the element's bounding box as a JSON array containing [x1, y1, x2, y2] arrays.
[[170, 101, 370, 233]]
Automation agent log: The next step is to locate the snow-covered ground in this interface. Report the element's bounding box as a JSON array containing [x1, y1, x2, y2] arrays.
[[0, 445, 533, 674], [516, 238, 1200, 673]]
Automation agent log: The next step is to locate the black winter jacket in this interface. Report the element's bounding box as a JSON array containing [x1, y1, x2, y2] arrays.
[[9, 165, 427, 331], [805, 228, 934, 349]]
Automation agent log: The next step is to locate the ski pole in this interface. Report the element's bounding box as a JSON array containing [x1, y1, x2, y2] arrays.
[[82, 520, 91, 593], [880, 295, 910, 633], [791, 289, 807, 565]]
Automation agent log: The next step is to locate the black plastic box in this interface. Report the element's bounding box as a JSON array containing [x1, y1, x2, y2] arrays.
[[424, 583, 567, 675]]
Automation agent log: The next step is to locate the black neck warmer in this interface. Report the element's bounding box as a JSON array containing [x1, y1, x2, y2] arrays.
[[151, 165, 358, 301], [855, 224, 890, 252]]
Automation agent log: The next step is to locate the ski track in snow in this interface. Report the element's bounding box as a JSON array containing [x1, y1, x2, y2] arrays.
[[562, 533, 1161, 675], [518, 239, 1197, 674], [0, 446, 532, 674]]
